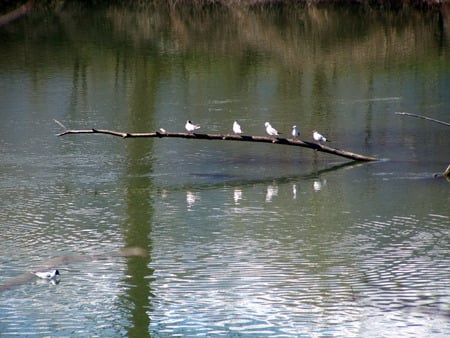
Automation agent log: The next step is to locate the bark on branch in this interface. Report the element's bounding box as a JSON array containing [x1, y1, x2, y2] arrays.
[[55, 120, 378, 162]]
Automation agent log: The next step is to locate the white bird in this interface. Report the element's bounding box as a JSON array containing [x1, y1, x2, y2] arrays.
[[233, 121, 243, 134], [185, 120, 200, 132], [313, 130, 330, 143], [264, 122, 280, 136], [292, 125, 300, 138], [32, 269, 60, 280]]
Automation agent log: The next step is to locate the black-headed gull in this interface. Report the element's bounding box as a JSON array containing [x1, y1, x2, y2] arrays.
[[32, 269, 60, 280], [185, 120, 200, 132], [265, 122, 280, 136], [313, 130, 330, 143], [292, 125, 300, 138], [233, 121, 243, 134]]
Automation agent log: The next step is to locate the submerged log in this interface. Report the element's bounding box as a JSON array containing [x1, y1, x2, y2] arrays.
[[395, 112, 450, 127], [0, 246, 146, 291], [0, 0, 34, 27], [55, 120, 378, 162]]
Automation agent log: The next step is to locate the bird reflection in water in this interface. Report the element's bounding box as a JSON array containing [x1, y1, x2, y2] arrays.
[[266, 184, 278, 202], [233, 188, 242, 205], [186, 191, 199, 209], [313, 179, 327, 192]]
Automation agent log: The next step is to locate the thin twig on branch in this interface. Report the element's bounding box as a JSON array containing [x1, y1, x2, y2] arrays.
[[395, 112, 450, 127], [54, 120, 378, 162], [395, 112, 449, 179]]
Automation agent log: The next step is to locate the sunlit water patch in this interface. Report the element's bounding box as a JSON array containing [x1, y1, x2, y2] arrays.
[[148, 183, 450, 336]]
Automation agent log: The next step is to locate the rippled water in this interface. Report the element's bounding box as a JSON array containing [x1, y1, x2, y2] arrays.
[[147, 175, 449, 337], [0, 3, 449, 337]]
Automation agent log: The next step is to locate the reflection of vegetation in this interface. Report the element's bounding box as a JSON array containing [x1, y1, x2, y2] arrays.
[[103, 4, 446, 71], [2, 1, 446, 138], [2, 3, 446, 73]]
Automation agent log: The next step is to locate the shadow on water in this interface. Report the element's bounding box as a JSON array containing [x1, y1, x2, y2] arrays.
[[116, 57, 163, 337], [185, 160, 368, 190]]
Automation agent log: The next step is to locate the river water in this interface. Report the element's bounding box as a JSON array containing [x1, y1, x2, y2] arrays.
[[0, 3, 449, 337]]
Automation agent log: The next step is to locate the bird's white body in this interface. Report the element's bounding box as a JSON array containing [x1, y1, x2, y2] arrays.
[[265, 122, 279, 136], [292, 125, 300, 138], [313, 130, 329, 142], [233, 121, 243, 134], [185, 120, 200, 132], [33, 269, 60, 280]]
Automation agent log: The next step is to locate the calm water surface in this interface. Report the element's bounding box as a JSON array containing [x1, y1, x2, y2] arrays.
[[0, 3, 449, 337]]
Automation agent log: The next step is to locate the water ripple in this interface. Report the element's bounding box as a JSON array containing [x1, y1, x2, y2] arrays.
[[148, 191, 450, 336]]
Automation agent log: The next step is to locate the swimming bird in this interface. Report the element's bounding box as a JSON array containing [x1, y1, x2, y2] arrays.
[[264, 122, 280, 136], [233, 121, 243, 134], [313, 130, 330, 143], [185, 120, 200, 132], [292, 125, 300, 138], [32, 269, 60, 280]]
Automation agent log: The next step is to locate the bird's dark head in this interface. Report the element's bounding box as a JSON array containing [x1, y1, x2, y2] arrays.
[[55, 269, 60, 275]]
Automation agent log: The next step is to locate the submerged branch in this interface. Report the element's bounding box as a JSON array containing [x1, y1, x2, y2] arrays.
[[0, 0, 34, 27], [0, 246, 146, 292], [55, 121, 378, 162], [444, 164, 450, 178], [395, 112, 450, 127]]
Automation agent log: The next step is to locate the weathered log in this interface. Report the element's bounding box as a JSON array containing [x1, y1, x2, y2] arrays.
[[55, 120, 378, 162]]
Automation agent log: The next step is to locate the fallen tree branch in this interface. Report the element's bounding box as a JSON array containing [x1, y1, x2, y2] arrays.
[[55, 120, 378, 162], [395, 112, 450, 127]]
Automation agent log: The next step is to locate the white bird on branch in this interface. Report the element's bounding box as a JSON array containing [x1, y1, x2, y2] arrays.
[[292, 125, 300, 138], [185, 120, 200, 132], [313, 130, 330, 143], [264, 122, 280, 136], [233, 121, 243, 134]]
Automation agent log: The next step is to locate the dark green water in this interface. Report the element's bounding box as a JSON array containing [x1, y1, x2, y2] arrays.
[[0, 3, 449, 337]]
